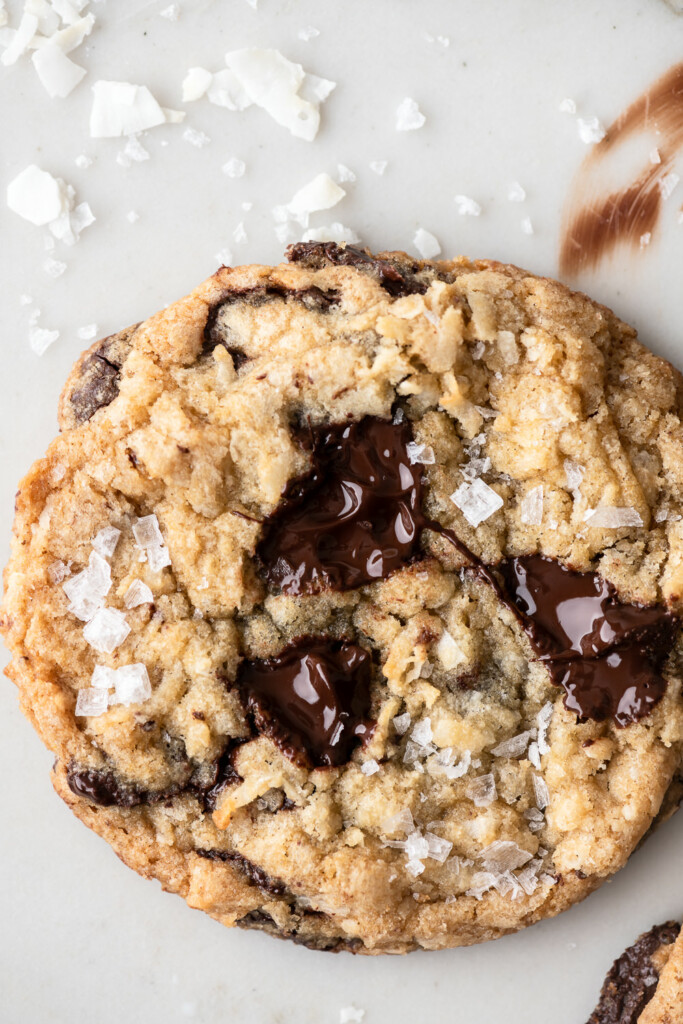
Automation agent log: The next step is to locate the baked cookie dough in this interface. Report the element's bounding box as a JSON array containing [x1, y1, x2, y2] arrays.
[[588, 920, 683, 1024], [2, 244, 683, 954]]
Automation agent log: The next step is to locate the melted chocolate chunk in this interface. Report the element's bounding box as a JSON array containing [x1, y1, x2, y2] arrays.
[[587, 921, 680, 1024], [66, 764, 147, 807], [236, 638, 373, 768], [202, 739, 246, 811], [258, 418, 425, 594], [500, 555, 679, 726], [68, 328, 136, 425], [286, 242, 428, 297], [196, 849, 286, 896]]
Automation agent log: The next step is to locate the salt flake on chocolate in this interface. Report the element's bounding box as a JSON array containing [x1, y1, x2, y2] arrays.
[[451, 478, 503, 527]]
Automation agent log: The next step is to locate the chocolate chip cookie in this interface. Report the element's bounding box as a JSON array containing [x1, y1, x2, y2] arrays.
[[2, 244, 683, 954], [588, 921, 683, 1024]]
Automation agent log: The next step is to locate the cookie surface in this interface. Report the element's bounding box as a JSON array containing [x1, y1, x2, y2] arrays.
[[2, 244, 683, 954], [588, 920, 683, 1024]]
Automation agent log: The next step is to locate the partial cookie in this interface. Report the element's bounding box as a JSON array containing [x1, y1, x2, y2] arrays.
[[2, 244, 683, 954], [588, 921, 683, 1024]]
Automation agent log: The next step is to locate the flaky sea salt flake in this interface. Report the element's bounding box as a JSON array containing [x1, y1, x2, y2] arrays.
[[392, 712, 411, 735], [48, 560, 71, 584], [425, 832, 453, 862], [532, 774, 550, 810], [183, 127, 211, 147], [299, 26, 320, 42], [336, 163, 355, 183], [491, 731, 533, 758], [536, 702, 553, 756], [451, 478, 503, 527], [370, 160, 388, 175], [222, 157, 246, 178], [454, 194, 481, 216], [339, 1009, 364, 1024], [577, 116, 606, 144], [584, 506, 643, 528], [287, 173, 345, 217], [77, 323, 98, 341], [111, 663, 152, 706], [508, 181, 526, 202], [396, 97, 426, 131], [383, 807, 414, 834], [91, 526, 121, 559], [83, 607, 130, 654], [479, 840, 533, 872], [406, 442, 435, 465], [413, 228, 441, 259], [360, 759, 380, 776], [520, 485, 543, 526], [659, 171, 680, 200], [29, 326, 59, 356], [75, 688, 109, 717], [160, 4, 180, 19], [521, 216, 534, 235], [559, 97, 576, 114], [467, 773, 497, 807], [44, 257, 67, 279]]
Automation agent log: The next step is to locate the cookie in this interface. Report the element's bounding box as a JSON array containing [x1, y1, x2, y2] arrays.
[[2, 244, 683, 954], [588, 921, 683, 1024]]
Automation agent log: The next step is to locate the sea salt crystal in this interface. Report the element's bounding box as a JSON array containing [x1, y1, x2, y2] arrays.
[[393, 712, 411, 735], [491, 731, 533, 758], [83, 607, 130, 654], [532, 774, 550, 810], [537, 702, 553, 756], [222, 157, 246, 178], [521, 216, 534, 235], [111, 663, 152, 706], [520, 485, 543, 526], [384, 808, 414, 834], [467, 773, 497, 807], [91, 526, 121, 559], [454, 194, 481, 216], [75, 154, 92, 169], [91, 665, 117, 689], [425, 832, 453, 862], [466, 871, 498, 899], [404, 831, 430, 861], [451, 478, 503, 527], [339, 1009, 364, 1024], [527, 741, 541, 770], [405, 858, 425, 877], [76, 324, 98, 342], [583, 506, 643, 528], [508, 181, 526, 202], [396, 97, 425, 131], [75, 687, 109, 716], [559, 97, 576, 114], [126, 210, 140, 223], [436, 631, 462, 670], [44, 257, 67, 279], [413, 228, 441, 259], [432, 747, 471, 780], [117, 134, 150, 167], [479, 840, 533, 873], [369, 160, 388, 175], [233, 221, 247, 244], [124, 579, 153, 608], [577, 116, 606, 144], [160, 4, 180, 19], [299, 26, 320, 42], [650, 147, 662, 165], [411, 718, 433, 747], [360, 759, 380, 776], [132, 514, 171, 571], [516, 863, 541, 895], [640, 231, 652, 248], [524, 807, 545, 832], [659, 171, 680, 200], [183, 127, 211, 147], [302, 223, 360, 244], [564, 459, 584, 493], [335, 163, 356, 186], [215, 247, 233, 265], [406, 442, 435, 465], [48, 560, 71, 584]]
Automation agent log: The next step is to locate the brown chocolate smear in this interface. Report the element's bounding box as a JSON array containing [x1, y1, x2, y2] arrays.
[[195, 849, 286, 896], [236, 638, 373, 768], [68, 326, 137, 425], [66, 763, 148, 807], [258, 417, 425, 594], [560, 62, 683, 276], [587, 921, 680, 1024], [500, 555, 679, 726], [287, 241, 428, 297]]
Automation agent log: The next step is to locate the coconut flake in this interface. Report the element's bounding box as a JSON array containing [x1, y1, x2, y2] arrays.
[[413, 227, 441, 259], [75, 687, 109, 717], [1, 12, 38, 67], [32, 43, 85, 98], [454, 194, 481, 216], [111, 663, 152, 706], [395, 97, 425, 131], [577, 116, 606, 144], [223, 48, 335, 141], [360, 759, 380, 776], [451, 478, 503, 527], [583, 506, 643, 528], [90, 81, 184, 137], [287, 173, 345, 217], [7, 165, 70, 226], [520, 485, 543, 526], [83, 607, 130, 654], [466, 774, 497, 807], [91, 525, 121, 559], [182, 66, 212, 102]]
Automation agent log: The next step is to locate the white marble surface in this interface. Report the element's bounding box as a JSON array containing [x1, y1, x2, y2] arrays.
[[1, 1, 682, 1021]]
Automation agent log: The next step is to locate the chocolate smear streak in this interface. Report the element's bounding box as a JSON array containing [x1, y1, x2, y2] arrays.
[[560, 62, 683, 276], [235, 638, 373, 768], [586, 921, 681, 1024]]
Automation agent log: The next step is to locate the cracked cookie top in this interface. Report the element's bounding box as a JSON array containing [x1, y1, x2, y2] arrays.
[[2, 245, 683, 954]]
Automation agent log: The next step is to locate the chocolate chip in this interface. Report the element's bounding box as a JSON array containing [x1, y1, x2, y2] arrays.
[[587, 921, 681, 1024], [66, 763, 146, 807], [67, 327, 136, 425], [286, 241, 428, 297], [202, 739, 246, 811], [257, 417, 427, 594], [499, 555, 679, 726], [196, 849, 287, 896], [234, 638, 373, 768]]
